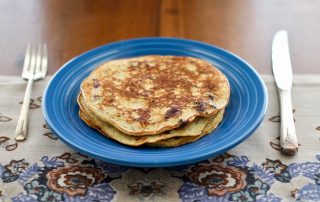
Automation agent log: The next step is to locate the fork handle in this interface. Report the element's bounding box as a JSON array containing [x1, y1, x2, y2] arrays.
[[15, 78, 34, 141], [279, 89, 298, 155]]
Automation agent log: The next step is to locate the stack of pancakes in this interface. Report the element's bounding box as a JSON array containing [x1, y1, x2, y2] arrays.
[[78, 56, 230, 147]]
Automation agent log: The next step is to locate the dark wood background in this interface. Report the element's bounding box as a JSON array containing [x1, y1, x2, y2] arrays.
[[0, 0, 319, 75]]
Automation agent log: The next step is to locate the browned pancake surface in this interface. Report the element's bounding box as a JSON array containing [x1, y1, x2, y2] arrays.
[[81, 55, 230, 135]]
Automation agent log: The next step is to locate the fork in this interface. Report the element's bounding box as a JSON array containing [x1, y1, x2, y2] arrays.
[[15, 44, 48, 141]]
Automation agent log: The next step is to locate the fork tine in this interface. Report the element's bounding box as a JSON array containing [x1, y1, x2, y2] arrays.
[[35, 45, 42, 74], [29, 45, 37, 75], [22, 44, 31, 77], [41, 44, 48, 77]]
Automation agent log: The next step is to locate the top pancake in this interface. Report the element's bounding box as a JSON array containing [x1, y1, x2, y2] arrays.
[[81, 55, 230, 136]]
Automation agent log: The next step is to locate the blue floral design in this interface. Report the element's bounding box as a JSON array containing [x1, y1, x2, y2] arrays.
[[179, 182, 208, 201], [251, 164, 275, 185], [179, 182, 231, 202], [230, 190, 254, 202], [1, 170, 19, 183], [227, 155, 249, 168], [297, 183, 320, 201], [11, 193, 38, 202], [41, 156, 64, 168], [23, 178, 63, 202], [24, 179, 47, 196], [256, 193, 281, 202], [18, 163, 42, 184], [247, 179, 269, 197], [229, 179, 270, 202], [38, 190, 64, 202], [63, 183, 115, 202], [288, 162, 320, 179], [274, 170, 291, 183]]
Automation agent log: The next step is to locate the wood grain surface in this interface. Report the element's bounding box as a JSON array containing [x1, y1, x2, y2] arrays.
[[0, 0, 319, 75]]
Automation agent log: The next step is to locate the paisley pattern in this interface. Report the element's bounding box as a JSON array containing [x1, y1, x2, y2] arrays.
[[0, 113, 12, 122], [0, 96, 43, 152], [0, 136, 18, 151], [42, 123, 58, 140], [1, 152, 320, 201], [19, 96, 42, 109], [0, 97, 44, 152]]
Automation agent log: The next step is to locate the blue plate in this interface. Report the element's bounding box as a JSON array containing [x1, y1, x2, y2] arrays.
[[43, 38, 267, 167]]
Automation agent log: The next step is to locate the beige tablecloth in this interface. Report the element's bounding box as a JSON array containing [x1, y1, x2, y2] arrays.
[[0, 75, 320, 202]]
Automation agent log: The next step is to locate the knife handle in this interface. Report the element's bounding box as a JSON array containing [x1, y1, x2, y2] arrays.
[[279, 89, 298, 155]]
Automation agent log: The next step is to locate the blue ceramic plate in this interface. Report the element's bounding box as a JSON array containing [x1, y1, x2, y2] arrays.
[[43, 38, 267, 167]]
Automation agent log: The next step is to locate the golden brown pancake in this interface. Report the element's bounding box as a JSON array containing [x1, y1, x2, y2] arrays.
[[147, 109, 224, 147], [78, 93, 224, 147], [81, 55, 230, 136]]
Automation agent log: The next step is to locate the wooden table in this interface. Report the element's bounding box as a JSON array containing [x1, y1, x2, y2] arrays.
[[0, 0, 319, 75]]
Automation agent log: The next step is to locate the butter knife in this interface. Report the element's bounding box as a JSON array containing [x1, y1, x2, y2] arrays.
[[272, 30, 298, 155]]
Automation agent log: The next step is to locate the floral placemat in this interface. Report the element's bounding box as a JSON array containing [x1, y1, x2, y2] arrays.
[[0, 75, 320, 202]]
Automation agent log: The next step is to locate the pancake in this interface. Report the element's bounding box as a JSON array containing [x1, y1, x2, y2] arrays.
[[147, 108, 224, 147], [78, 94, 224, 147], [79, 105, 224, 147], [81, 55, 230, 136]]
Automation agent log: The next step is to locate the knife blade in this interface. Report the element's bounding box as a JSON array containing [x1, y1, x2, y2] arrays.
[[272, 31, 292, 90], [272, 30, 298, 155]]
